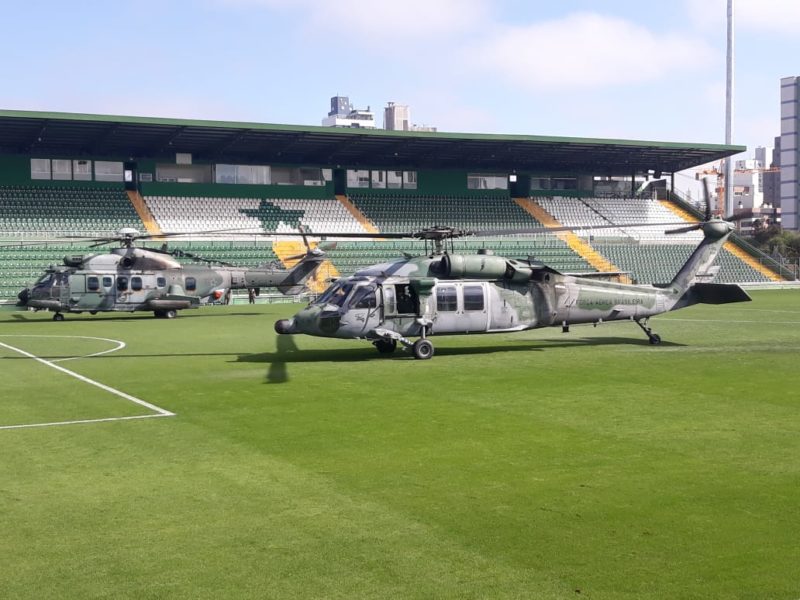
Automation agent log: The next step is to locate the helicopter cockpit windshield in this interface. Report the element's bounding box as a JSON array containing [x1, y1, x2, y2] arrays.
[[311, 280, 378, 310], [32, 271, 68, 292], [312, 281, 354, 308]]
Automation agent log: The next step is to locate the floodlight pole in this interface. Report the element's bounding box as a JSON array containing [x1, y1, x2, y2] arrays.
[[724, 0, 734, 217]]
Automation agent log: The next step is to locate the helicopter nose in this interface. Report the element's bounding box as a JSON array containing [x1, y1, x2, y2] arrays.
[[16, 288, 30, 306], [274, 318, 296, 335]]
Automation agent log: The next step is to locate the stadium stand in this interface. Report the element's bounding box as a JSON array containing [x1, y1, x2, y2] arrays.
[[348, 193, 540, 232], [144, 195, 367, 235], [0, 185, 144, 237]]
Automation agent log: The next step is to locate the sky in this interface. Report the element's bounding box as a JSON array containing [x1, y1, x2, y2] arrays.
[[2, 0, 799, 182]]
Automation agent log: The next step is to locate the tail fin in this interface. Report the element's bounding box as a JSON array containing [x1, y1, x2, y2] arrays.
[[668, 221, 733, 294]]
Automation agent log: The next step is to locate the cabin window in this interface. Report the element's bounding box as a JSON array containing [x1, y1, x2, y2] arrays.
[[396, 284, 416, 314], [102, 276, 113, 288], [463, 285, 484, 311], [87, 276, 100, 292], [382, 285, 396, 314], [185, 277, 197, 292], [157, 277, 166, 288], [131, 276, 143, 291], [117, 277, 128, 292], [436, 286, 457, 312]]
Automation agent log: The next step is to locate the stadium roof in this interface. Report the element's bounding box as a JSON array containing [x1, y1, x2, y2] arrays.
[[0, 109, 745, 174]]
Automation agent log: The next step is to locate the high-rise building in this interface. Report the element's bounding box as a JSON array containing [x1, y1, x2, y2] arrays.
[[322, 95, 376, 128], [384, 102, 410, 131], [779, 76, 800, 229]]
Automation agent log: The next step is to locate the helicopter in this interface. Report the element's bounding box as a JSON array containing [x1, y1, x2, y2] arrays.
[[274, 192, 752, 359], [12, 227, 330, 320]]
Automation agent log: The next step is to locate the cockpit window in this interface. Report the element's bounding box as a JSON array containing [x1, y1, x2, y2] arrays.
[[313, 282, 354, 307], [350, 286, 377, 309]]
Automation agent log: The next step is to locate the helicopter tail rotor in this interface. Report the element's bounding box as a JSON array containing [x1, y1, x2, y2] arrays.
[[664, 177, 744, 236]]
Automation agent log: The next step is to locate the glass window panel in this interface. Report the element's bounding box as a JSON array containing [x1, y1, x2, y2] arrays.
[[403, 171, 417, 189], [87, 276, 100, 292], [346, 169, 370, 188], [371, 170, 386, 188], [31, 158, 51, 180], [51, 159, 72, 181], [215, 164, 237, 184], [73, 159, 92, 181], [436, 286, 457, 312], [95, 161, 124, 182], [387, 170, 402, 189], [463, 285, 484, 311]]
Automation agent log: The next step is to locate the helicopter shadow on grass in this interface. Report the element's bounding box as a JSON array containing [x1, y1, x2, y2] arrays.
[[7, 311, 263, 323], [243, 335, 686, 383]]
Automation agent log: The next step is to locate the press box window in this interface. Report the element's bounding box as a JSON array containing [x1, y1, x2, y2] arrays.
[[463, 286, 484, 311], [117, 277, 129, 291], [87, 276, 100, 292], [131, 277, 143, 291], [185, 277, 197, 291], [436, 286, 458, 312]]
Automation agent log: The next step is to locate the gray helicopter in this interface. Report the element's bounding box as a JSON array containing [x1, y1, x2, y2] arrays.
[[14, 228, 329, 320], [275, 200, 751, 359]]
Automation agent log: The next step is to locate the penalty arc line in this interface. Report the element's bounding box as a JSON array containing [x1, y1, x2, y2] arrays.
[[0, 340, 175, 421], [0, 334, 127, 362]]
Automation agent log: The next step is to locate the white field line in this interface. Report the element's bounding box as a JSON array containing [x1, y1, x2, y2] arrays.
[[0, 335, 126, 362], [0, 414, 171, 431], [0, 339, 175, 430]]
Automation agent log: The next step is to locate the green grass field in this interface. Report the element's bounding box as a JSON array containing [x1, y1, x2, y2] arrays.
[[1, 289, 799, 599]]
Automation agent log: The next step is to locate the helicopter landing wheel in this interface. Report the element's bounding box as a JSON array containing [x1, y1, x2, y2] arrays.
[[90, 311, 97, 315], [373, 339, 397, 354], [412, 338, 434, 360], [649, 334, 662, 345], [52, 313, 64, 322]]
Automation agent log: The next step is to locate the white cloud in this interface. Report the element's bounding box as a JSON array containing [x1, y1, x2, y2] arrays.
[[685, 0, 800, 34], [471, 12, 714, 90]]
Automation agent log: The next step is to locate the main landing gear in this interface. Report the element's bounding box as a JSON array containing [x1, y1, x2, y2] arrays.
[[52, 313, 64, 322], [635, 318, 662, 345], [371, 327, 435, 360]]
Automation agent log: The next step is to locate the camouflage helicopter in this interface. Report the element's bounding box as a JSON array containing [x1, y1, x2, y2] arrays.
[[12, 227, 329, 320], [274, 197, 751, 359]]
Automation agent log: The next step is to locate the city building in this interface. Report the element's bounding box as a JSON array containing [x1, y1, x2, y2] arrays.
[[322, 95, 376, 129], [779, 76, 799, 229], [384, 102, 410, 131]]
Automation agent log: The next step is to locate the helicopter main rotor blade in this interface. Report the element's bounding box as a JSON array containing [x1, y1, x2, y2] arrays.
[[665, 224, 702, 235], [467, 221, 693, 237]]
